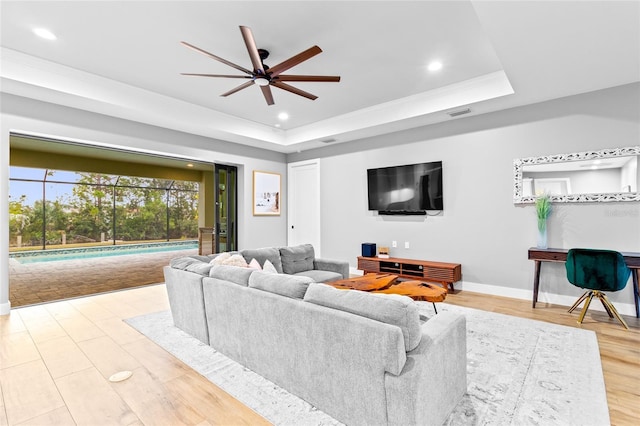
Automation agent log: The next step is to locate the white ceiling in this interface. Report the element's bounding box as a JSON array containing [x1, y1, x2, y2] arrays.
[[1, 1, 638, 154]]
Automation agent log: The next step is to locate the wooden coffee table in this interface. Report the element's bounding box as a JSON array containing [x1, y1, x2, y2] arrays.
[[329, 273, 447, 313], [329, 273, 397, 291]]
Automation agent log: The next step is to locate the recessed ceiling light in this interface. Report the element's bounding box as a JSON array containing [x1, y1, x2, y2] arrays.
[[427, 61, 443, 72], [33, 28, 57, 40], [274, 123, 281, 128], [278, 112, 289, 121], [186, 163, 194, 168]]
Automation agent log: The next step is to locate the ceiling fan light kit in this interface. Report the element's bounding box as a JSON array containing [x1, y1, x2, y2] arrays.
[[181, 26, 340, 106]]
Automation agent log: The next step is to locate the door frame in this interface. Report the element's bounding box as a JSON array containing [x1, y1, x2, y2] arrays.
[[215, 164, 238, 253], [287, 158, 321, 256]]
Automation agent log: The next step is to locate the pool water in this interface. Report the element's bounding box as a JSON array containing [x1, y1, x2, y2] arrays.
[[10, 241, 198, 264]]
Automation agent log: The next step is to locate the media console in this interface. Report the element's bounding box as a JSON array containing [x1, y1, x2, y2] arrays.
[[357, 256, 462, 292]]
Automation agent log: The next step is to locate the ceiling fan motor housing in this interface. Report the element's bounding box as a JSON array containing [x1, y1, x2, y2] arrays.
[[181, 26, 340, 105]]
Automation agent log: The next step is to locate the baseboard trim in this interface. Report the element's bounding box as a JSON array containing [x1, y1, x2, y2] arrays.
[[348, 267, 636, 317], [0, 301, 11, 315], [459, 280, 636, 317]]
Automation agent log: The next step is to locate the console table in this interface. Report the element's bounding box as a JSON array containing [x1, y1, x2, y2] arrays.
[[528, 247, 640, 318], [357, 256, 461, 292]]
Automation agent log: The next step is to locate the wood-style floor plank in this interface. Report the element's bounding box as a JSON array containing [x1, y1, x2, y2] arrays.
[[0, 380, 7, 426], [0, 360, 65, 425], [35, 335, 93, 379], [16, 407, 76, 426], [77, 335, 142, 380], [164, 372, 269, 426], [121, 338, 193, 384], [0, 331, 40, 369], [55, 367, 140, 425], [112, 366, 207, 426]]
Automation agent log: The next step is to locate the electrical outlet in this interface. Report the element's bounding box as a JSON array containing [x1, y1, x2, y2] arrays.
[[404, 241, 410, 249], [392, 241, 397, 248]]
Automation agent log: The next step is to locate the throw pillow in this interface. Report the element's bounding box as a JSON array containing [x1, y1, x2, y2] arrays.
[[263, 259, 278, 274], [222, 254, 248, 268], [209, 252, 231, 265], [248, 258, 262, 270], [279, 244, 315, 274]]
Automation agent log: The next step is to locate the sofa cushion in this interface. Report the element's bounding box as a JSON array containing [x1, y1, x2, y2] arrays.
[[280, 244, 315, 274], [188, 254, 212, 263], [170, 256, 205, 270], [293, 269, 343, 283], [303, 283, 422, 351], [241, 247, 283, 273], [248, 270, 313, 299], [184, 262, 213, 276], [209, 265, 254, 286]]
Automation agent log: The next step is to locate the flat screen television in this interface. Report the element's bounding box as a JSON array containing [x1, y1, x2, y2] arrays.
[[367, 161, 443, 213]]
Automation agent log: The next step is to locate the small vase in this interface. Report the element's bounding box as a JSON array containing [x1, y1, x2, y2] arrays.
[[537, 224, 548, 249]]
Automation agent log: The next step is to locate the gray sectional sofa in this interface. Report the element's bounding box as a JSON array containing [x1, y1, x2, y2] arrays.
[[163, 244, 467, 426]]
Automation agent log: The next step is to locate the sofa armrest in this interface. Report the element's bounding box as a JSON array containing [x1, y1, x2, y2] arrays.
[[384, 311, 467, 426], [314, 258, 349, 279]]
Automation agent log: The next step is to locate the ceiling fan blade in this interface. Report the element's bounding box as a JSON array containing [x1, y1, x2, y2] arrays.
[[221, 81, 254, 97], [181, 41, 253, 75], [239, 26, 265, 74], [181, 73, 251, 78], [268, 46, 322, 77], [260, 85, 275, 105], [271, 81, 318, 100], [275, 75, 340, 82]]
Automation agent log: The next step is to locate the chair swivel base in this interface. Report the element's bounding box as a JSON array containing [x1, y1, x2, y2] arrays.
[[568, 290, 628, 329]]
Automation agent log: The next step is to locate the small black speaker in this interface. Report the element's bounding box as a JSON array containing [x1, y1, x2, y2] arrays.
[[362, 243, 376, 257]]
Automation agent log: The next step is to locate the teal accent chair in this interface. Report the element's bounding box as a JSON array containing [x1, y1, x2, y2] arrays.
[[565, 248, 630, 329]]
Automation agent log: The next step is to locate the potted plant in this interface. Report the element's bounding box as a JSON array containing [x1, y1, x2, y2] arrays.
[[535, 194, 552, 248]]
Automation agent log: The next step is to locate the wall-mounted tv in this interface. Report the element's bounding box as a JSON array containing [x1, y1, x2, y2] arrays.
[[367, 161, 443, 214]]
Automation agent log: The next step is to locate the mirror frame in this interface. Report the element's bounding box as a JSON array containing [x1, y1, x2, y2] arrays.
[[513, 146, 640, 204]]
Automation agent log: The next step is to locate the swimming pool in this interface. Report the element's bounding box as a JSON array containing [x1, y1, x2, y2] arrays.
[[9, 241, 198, 264]]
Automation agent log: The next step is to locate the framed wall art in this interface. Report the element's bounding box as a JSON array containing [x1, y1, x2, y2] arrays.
[[253, 171, 281, 216]]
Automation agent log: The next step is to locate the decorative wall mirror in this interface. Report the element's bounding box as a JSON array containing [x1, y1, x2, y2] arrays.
[[513, 146, 640, 204]]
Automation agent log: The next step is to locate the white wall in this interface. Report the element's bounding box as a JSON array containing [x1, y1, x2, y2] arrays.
[[289, 83, 640, 314], [0, 94, 289, 313]]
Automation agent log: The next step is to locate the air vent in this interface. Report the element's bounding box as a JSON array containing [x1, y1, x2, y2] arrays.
[[320, 138, 337, 144], [447, 108, 471, 117]]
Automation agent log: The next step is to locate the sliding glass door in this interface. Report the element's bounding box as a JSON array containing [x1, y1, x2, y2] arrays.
[[215, 165, 237, 252]]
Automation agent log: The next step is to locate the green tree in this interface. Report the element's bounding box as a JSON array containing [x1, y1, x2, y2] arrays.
[[9, 195, 31, 246], [69, 174, 114, 242], [169, 181, 199, 239]]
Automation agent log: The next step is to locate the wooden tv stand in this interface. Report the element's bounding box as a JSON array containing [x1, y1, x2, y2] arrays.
[[357, 256, 462, 292]]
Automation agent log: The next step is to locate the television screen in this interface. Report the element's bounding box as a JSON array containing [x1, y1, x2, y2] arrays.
[[367, 161, 443, 212]]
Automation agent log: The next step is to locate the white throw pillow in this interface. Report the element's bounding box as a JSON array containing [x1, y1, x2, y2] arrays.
[[209, 252, 231, 265], [248, 258, 262, 270], [222, 254, 248, 268], [263, 259, 278, 274]]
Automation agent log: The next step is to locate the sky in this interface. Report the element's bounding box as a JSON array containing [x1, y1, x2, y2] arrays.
[[9, 167, 77, 206], [9, 166, 193, 207]]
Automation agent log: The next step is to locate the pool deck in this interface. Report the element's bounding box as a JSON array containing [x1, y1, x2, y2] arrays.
[[9, 248, 198, 307]]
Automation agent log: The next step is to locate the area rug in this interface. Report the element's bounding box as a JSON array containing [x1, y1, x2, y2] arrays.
[[125, 303, 609, 426]]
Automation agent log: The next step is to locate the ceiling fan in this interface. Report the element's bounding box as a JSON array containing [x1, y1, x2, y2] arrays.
[[181, 26, 340, 106]]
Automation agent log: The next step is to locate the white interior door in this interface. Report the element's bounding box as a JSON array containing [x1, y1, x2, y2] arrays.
[[288, 159, 321, 256]]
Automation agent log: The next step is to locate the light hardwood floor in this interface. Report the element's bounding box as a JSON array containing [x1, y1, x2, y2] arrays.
[[1, 284, 638, 425]]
